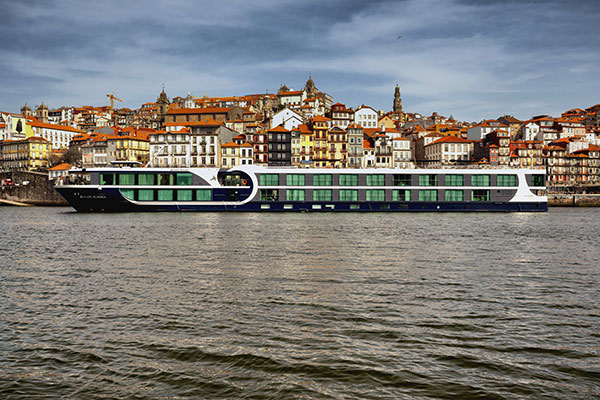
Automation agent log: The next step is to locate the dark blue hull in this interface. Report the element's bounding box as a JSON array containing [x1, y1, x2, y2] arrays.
[[56, 187, 548, 212]]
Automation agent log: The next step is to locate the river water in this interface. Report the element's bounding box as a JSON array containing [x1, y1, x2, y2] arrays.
[[0, 207, 598, 399]]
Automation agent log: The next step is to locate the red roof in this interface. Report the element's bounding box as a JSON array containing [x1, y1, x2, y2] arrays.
[[49, 163, 73, 171], [269, 125, 290, 133]]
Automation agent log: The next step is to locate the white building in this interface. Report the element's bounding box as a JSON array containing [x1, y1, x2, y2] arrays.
[[354, 106, 378, 129], [271, 107, 303, 131], [28, 119, 84, 149], [424, 136, 471, 167], [392, 137, 413, 168]]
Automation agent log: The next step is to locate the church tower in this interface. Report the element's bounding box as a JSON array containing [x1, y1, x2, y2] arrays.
[[393, 85, 402, 113], [21, 103, 32, 117], [305, 75, 316, 98], [35, 102, 49, 123]]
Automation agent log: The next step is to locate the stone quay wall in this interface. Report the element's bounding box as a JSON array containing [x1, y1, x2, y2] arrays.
[[0, 171, 67, 206]]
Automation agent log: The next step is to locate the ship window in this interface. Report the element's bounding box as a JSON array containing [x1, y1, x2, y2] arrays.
[[259, 174, 279, 186], [445, 174, 464, 186], [472, 189, 490, 201], [138, 174, 155, 185], [118, 174, 135, 185], [393, 174, 411, 186], [260, 189, 278, 201], [350, 204, 360, 210], [445, 190, 464, 201], [286, 189, 305, 201], [157, 189, 173, 201], [532, 174, 545, 187], [392, 189, 411, 201], [366, 189, 385, 201], [196, 189, 212, 201], [177, 190, 193, 201], [340, 189, 358, 201], [313, 189, 332, 201], [418, 189, 437, 201], [471, 175, 490, 186], [497, 174, 517, 186], [100, 173, 114, 185], [177, 173, 193, 185], [419, 175, 437, 186], [158, 173, 173, 185], [120, 189, 135, 200], [339, 174, 358, 186], [286, 174, 305, 186], [227, 190, 239, 201], [138, 189, 154, 201], [313, 174, 332, 186], [366, 174, 385, 186]]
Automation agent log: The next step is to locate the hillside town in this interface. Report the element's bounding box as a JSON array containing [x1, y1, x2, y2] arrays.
[[1, 77, 599, 191]]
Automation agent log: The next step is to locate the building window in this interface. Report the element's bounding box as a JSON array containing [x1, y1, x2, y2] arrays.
[[313, 189, 332, 201], [392, 189, 410, 201], [393, 174, 411, 186], [286, 174, 305, 186], [471, 175, 490, 186], [445, 174, 464, 186], [445, 190, 464, 201], [419, 175, 437, 186], [366, 174, 385, 186], [472, 189, 490, 201], [313, 174, 332, 186], [339, 189, 358, 201], [418, 189, 437, 201], [286, 189, 305, 201], [339, 174, 358, 186], [259, 174, 279, 186]]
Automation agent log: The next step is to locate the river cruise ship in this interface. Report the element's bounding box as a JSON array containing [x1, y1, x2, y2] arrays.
[[55, 165, 547, 212]]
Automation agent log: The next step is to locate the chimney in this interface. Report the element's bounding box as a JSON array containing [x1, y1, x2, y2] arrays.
[[381, 124, 385, 132]]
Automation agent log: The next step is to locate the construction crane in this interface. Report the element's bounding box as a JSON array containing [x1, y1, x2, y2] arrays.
[[106, 92, 123, 109]]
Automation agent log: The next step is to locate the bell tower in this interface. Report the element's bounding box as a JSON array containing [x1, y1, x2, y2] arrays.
[[393, 85, 402, 113]]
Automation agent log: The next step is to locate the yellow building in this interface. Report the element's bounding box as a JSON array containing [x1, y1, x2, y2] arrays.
[[1, 136, 52, 171], [220, 141, 253, 168], [311, 116, 330, 168], [108, 134, 150, 164], [378, 115, 396, 130]]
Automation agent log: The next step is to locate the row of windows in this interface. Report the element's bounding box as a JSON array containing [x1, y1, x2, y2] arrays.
[[120, 188, 212, 201], [259, 189, 490, 202], [101, 173, 193, 186], [258, 174, 526, 187]]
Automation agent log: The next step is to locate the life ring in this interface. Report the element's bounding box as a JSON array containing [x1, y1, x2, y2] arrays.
[[241, 179, 248, 186]]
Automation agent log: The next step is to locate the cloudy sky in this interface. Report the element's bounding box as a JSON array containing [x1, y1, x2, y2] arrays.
[[1, 0, 599, 121]]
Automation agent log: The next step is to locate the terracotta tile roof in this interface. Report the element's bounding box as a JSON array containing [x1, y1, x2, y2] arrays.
[[221, 141, 239, 148], [312, 115, 331, 122], [49, 163, 73, 171], [268, 125, 290, 133], [27, 119, 84, 133], [166, 107, 233, 115]]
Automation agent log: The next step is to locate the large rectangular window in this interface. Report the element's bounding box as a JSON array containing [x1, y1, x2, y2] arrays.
[[138, 189, 154, 201], [393, 174, 411, 186], [366, 174, 385, 186], [497, 174, 517, 186], [532, 174, 545, 187], [260, 189, 278, 201], [313, 174, 332, 186], [196, 189, 212, 201], [118, 173, 135, 185], [138, 174, 155, 185], [445, 190, 464, 201], [286, 174, 305, 186], [100, 173, 114, 185], [445, 174, 464, 186], [471, 175, 490, 186], [392, 189, 411, 201], [313, 189, 332, 201], [259, 174, 279, 186], [157, 189, 173, 201], [158, 173, 174, 186], [177, 190, 193, 201], [419, 175, 437, 186], [339, 189, 358, 201], [176, 173, 193, 185], [120, 189, 135, 200], [472, 189, 490, 201], [366, 189, 385, 201], [339, 174, 358, 186], [419, 189, 438, 201], [286, 189, 305, 201]]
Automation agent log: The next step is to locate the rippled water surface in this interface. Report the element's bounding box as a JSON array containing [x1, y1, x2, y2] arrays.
[[1, 207, 599, 399]]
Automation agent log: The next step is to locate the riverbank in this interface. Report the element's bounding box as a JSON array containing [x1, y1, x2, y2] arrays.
[[548, 193, 600, 207], [0, 171, 67, 206]]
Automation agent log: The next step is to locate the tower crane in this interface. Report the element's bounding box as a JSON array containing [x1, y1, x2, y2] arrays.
[[106, 92, 123, 109]]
